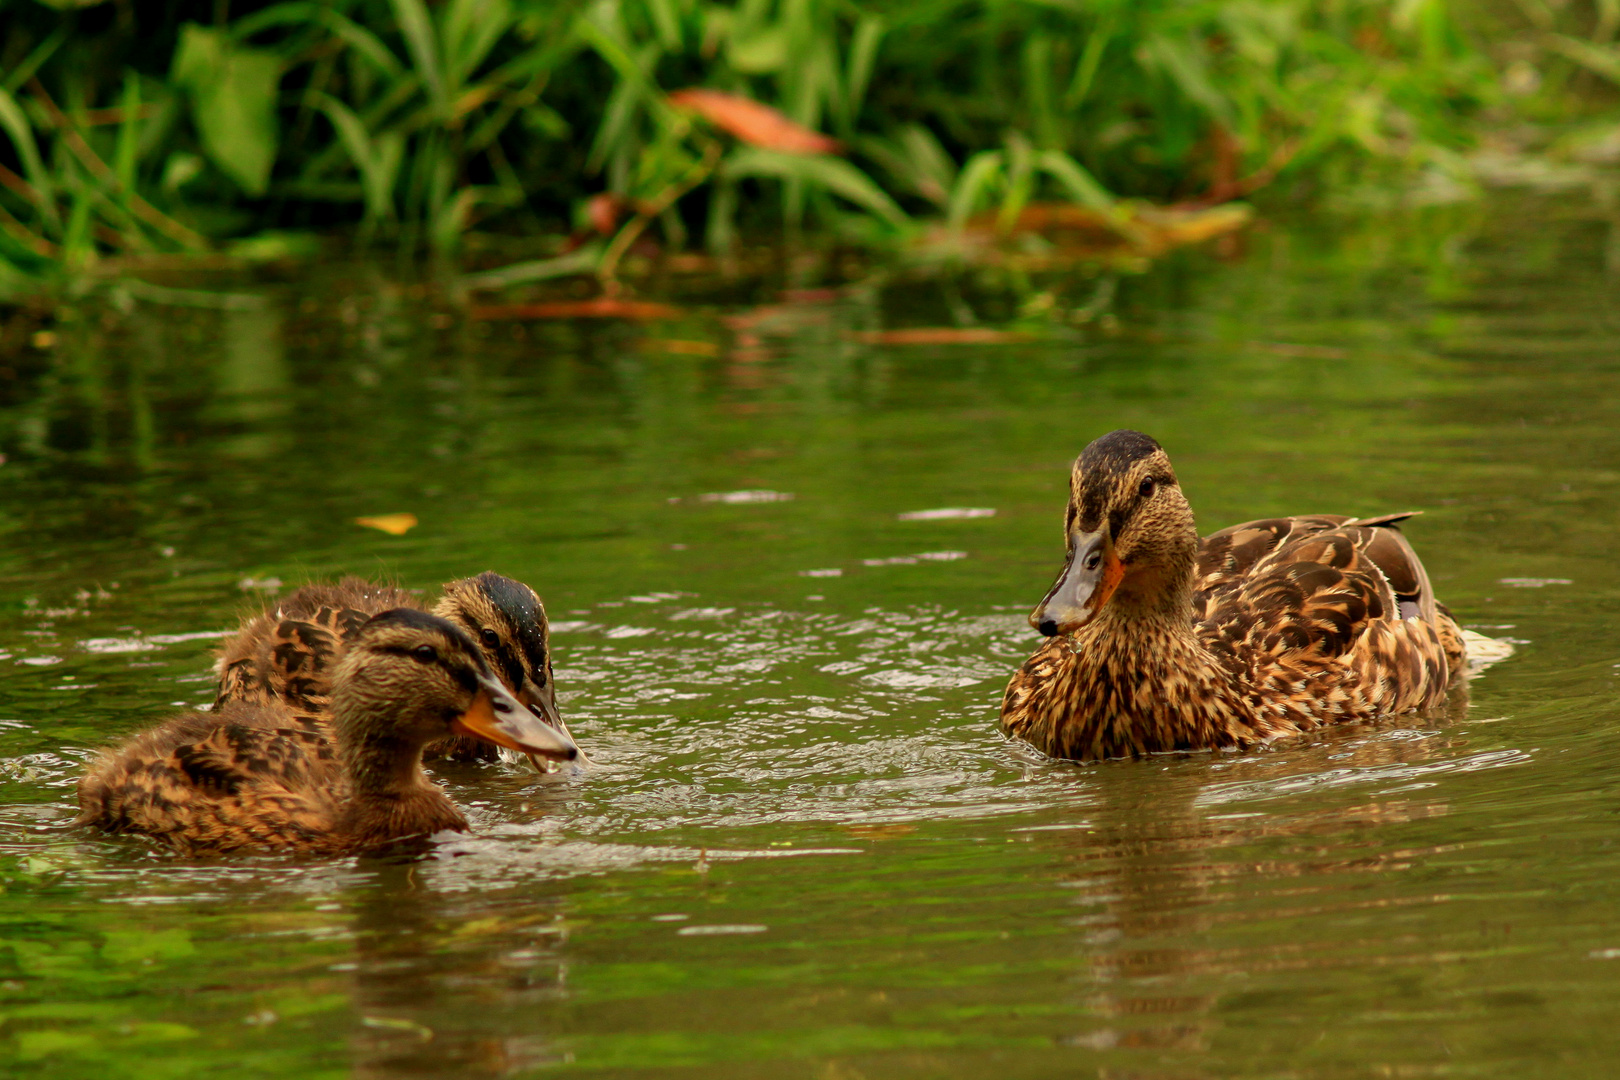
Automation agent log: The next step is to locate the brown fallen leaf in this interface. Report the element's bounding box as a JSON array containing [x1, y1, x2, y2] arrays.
[[845, 328, 1039, 345], [355, 513, 418, 536], [469, 298, 681, 321], [667, 89, 841, 155]]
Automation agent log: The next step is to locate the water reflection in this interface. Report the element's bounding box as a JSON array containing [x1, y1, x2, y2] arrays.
[[344, 862, 572, 1076], [207, 306, 288, 460]]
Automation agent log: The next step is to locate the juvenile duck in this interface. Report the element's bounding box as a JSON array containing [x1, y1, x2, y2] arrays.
[[1000, 430, 1465, 760], [77, 609, 578, 856], [214, 572, 569, 765]]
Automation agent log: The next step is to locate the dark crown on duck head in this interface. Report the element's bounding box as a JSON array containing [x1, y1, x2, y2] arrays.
[[1074, 430, 1165, 521], [437, 572, 549, 690]]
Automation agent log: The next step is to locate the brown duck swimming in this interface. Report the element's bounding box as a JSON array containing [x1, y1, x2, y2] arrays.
[[215, 572, 571, 765], [999, 430, 1466, 760], [77, 609, 578, 855]]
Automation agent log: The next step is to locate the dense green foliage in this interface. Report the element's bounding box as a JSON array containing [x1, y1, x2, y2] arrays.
[[0, 0, 1615, 291]]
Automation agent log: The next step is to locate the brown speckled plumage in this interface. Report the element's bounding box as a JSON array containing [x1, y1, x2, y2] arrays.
[[214, 572, 566, 763], [1000, 431, 1465, 761], [77, 610, 572, 856]]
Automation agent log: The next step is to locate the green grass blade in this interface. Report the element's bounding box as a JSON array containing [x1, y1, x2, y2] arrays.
[[844, 14, 885, 129], [1065, 11, 1115, 110], [998, 130, 1034, 233], [389, 0, 448, 115], [459, 242, 602, 288], [318, 11, 408, 79], [1023, 33, 1058, 149], [313, 92, 395, 220], [0, 87, 59, 228], [230, 2, 327, 40], [1544, 34, 1620, 85], [3, 21, 70, 93], [724, 148, 908, 227], [646, 0, 684, 50], [1034, 149, 1116, 215], [114, 71, 140, 194], [575, 10, 674, 126], [444, 0, 514, 89], [946, 150, 1003, 233]]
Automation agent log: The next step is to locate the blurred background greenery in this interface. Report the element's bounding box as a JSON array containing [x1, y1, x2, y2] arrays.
[[0, 0, 1616, 295]]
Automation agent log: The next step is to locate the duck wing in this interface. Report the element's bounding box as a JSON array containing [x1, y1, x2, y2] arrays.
[[1195, 513, 1434, 632], [1195, 515, 1460, 720], [215, 578, 419, 712]]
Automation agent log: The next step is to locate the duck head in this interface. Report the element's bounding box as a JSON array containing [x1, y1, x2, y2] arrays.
[[436, 572, 580, 764], [332, 609, 578, 791], [1031, 430, 1199, 636]]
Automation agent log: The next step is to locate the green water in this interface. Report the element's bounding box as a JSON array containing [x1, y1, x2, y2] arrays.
[[2, 193, 1619, 1077]]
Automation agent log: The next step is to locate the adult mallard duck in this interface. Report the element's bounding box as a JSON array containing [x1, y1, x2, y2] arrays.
[[77, 609, 578, 856], [999, 430, 1466, 761], [214, 572, 571, 765]]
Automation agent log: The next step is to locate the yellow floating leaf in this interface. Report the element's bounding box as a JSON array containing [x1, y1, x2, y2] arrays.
[[355, 513, 418, 536]]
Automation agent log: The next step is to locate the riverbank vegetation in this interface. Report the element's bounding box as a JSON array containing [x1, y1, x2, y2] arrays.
[[0, 0, 1616, 299]]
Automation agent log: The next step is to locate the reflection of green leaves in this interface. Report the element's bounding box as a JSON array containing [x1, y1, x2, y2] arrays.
[[101, 928, 196, 965], [171, 25, 281, 196], [15, 1022, 198, 1062]]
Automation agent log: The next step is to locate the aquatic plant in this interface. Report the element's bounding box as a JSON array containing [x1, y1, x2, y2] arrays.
[[0, 0, 1615, 295]]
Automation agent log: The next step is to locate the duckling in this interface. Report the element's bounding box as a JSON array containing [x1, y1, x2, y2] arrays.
[[77, 609, 578, 856], [214, 572, 570, 765], [999, 430, 1466, 760]]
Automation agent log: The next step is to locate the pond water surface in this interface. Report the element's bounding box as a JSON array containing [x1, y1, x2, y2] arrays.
[[2, 193, 1619, 1078]]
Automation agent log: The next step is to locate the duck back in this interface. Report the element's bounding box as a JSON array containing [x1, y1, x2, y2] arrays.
[[215, 579, 419, 713]]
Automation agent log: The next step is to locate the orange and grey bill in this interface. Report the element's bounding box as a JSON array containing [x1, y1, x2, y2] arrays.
[[453, 680, 578, 762], [1030, 530, 1126, 636]]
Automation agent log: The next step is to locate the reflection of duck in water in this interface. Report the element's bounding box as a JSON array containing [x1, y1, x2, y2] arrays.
[[1001, 430, 1466, 760], [76, 610, 578, 855], [215, 572, 574, 767]]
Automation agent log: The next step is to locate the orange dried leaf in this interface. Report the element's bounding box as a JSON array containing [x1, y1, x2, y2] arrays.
[[469, 299, 682, 321], [355, 513, 418, 536], [667, 89, 841, 155]]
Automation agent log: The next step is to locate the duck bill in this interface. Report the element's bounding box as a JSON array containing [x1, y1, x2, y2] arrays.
[[453, 677, 579, 763], [1029, 530, 1125, 636], [516, 677, 590, 770]]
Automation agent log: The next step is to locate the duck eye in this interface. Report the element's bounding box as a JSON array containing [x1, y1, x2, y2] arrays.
[[411, 644, 437, 663], [1138, 478, 1156, 498], [480, 628, 500, 649]]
